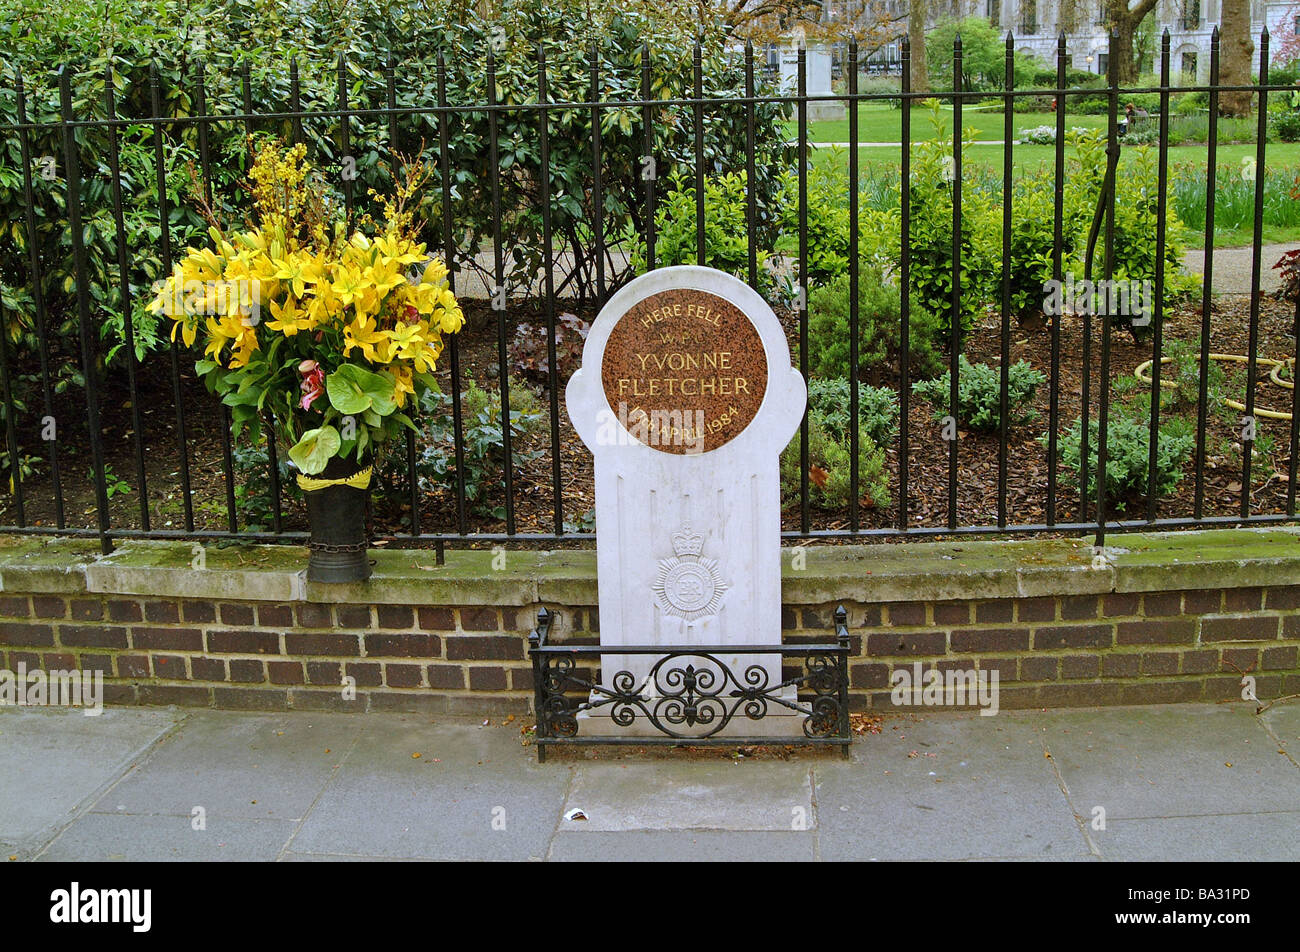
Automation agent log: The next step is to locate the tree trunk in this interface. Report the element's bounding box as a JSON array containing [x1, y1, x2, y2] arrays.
[[1111, 19, 1137, 82], [1219, 0, 1255, 117], [1104, 0, 1159, 83], [909, 0, 930, 94]]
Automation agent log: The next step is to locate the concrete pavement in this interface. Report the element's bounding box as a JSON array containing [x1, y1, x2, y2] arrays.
[[2, 701, 1296, 862]]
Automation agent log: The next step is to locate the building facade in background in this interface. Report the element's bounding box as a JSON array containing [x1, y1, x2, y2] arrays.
[[822, 0, 1298, 81]]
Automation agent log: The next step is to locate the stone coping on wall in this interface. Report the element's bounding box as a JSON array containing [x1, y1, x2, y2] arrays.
[[2, 526, 1300, 605]]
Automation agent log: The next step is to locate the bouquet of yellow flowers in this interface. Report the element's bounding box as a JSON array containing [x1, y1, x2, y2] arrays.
[[148, 141, 463, 483]]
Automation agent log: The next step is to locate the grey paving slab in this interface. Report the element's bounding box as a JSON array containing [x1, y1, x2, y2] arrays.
[[36, 812, 297, 862], [89, 710, 364, 821], [7, 703, 1298, 862], [1258, 702, 1300, 768], [1091, 813, 1300, 862], [288, 716, 569, 861], [0, 707, 182, 859], [814, 713, 1087, 861], [947, 852, 1099, 862], [1019, 704, 1300, 819], [279, 851, 424, 862], [548, 830, 817, 861], [562, 762, 814, 832]]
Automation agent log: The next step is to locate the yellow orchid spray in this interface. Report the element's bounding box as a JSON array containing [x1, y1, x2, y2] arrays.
[[147, 140, 463, 477]]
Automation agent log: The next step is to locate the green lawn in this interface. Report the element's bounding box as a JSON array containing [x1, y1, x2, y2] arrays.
[[795, 103, 1109, 143], [794, 102, 1278, 149], [777, 101, 1300, 247], [808, 140, 1300, 173], [797, 128, 1300, 248]]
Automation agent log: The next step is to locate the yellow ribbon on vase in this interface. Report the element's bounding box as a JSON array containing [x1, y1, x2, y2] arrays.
[[295, 465, 373, 492]]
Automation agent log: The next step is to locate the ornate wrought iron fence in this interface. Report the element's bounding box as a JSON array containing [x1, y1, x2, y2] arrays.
[[527, 606, 852, 759]]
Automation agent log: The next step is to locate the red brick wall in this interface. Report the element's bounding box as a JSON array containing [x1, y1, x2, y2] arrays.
[[787, 587, 1300, 710], [2, 585, 1297, 714]]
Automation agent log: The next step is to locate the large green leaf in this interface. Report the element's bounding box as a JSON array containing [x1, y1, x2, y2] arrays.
[[288, 425, 341, 476], [326, 363, 397, 417]]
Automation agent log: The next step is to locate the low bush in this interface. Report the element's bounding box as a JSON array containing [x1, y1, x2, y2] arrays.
[[806, 267, 944, 383], [776, 165, 851, 288], [780, 416, 890, 511], [1155, 337, 1225, 413], [1274, 109, 1300, 143], [912, 355, 1044, 432], [806, 377, 899, 447], [375, 379, 544, 522], [630, 172, 776, 296], [1029, 68, 1100, 88], [1052, 408, 1195, 509], [860, 114, 1193, 341]]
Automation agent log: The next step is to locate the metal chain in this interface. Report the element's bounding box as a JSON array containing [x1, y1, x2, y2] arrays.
[[307, 539, 370, 553]]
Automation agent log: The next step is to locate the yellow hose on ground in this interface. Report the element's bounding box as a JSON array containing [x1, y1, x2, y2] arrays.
[[1134, 354, 1295, 421]]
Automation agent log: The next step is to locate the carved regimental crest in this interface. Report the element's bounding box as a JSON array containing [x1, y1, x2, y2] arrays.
[[652, 525, 729, 622]]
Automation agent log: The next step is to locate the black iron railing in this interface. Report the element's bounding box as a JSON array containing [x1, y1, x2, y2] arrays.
[[527, 606, 852, 760], [0, 28, 1296, 552]]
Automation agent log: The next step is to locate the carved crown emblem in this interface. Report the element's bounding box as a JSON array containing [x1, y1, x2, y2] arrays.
[[653, 523, 727, 623], [670, 526, 705, 558]]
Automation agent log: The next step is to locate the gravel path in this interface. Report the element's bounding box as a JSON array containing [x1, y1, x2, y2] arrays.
[[1182, 242, 1291, 295]]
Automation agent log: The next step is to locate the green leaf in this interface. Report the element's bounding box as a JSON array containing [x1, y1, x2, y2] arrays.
[[288, 425, 341, 476], [326, 363, 397, 416]]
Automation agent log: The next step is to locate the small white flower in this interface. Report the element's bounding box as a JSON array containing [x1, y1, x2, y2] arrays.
[[1241, 156, 1257, 182]]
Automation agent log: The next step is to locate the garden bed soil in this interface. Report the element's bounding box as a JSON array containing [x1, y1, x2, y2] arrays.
[[3, 291, 1298, 544]]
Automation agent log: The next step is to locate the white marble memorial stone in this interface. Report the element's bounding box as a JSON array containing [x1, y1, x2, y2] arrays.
[[565, 266, 806, 735]]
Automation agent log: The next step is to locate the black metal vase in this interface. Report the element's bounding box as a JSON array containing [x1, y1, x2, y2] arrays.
[[302, 455, 372, 583]]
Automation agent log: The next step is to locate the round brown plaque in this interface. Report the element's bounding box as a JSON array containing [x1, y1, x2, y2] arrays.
[[601, 288, 768, 454]]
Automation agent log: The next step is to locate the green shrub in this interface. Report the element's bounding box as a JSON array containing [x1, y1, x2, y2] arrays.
[[1023, 67, 1099, 90], [850, 118, 1193, 342], [776, 164, 851, 288], [891, 101, 1002, 338], [806, 377, 899, 447], [780, 417, 890, 511], [1152, 337, 1225, 413], [378, 379, 544, 522], [0, 0, 793, 365], [1119, 125, 1160, 146], [1052, 408, 1195, 509], [1054, 130, 1196, 330], [1273, 110, 1300, 143], [806, 267, 944, 382], [632, 172, 775, 295], [912, 355, 1044, 432]]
